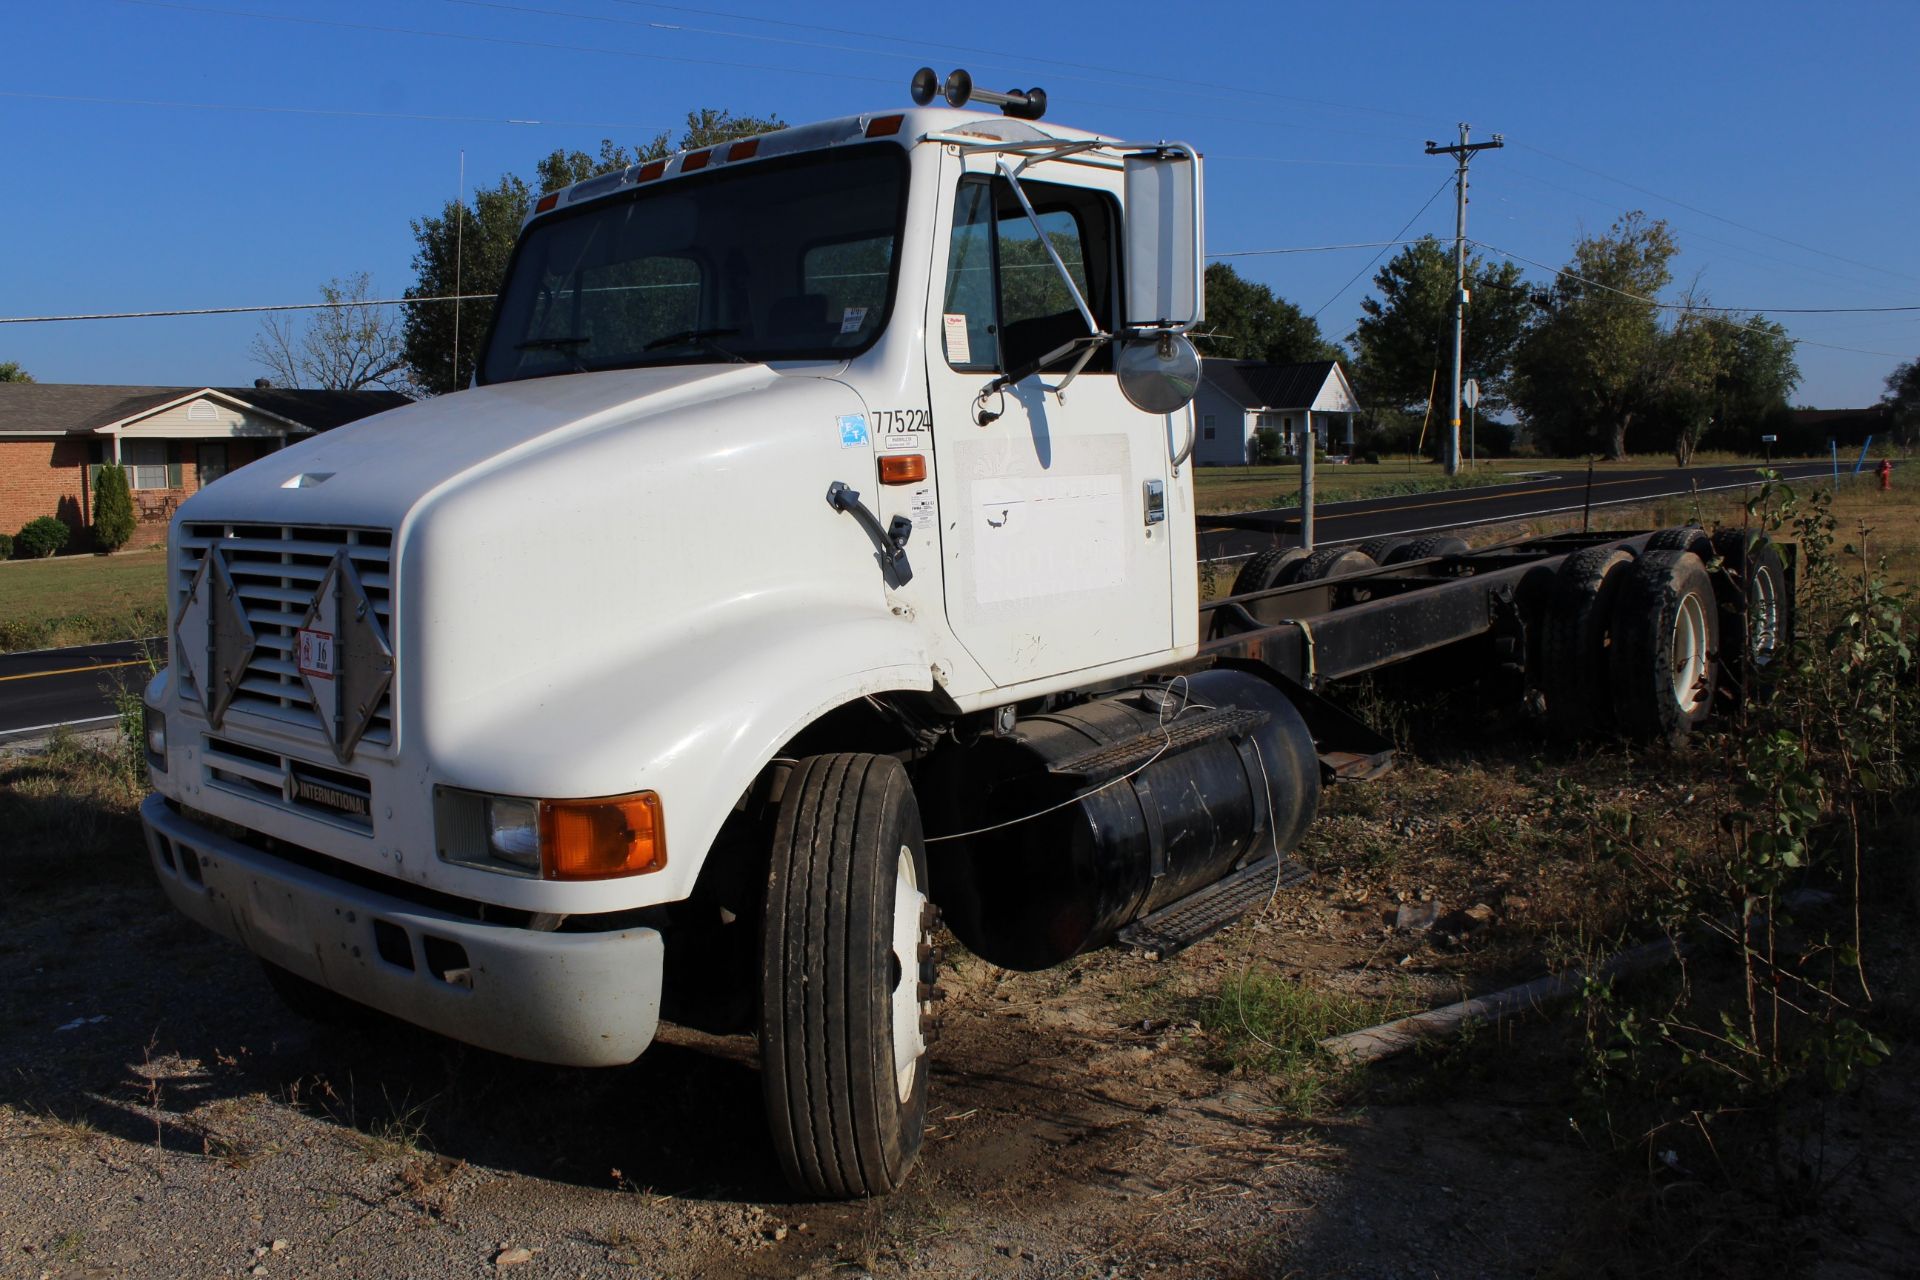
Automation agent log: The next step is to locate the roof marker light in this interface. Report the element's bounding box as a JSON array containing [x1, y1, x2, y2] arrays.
[[681, 149, 711, 171], [865, 114, 904, 138], [635, 159, 665, 182], [727, 138, 760, 161], [534, 193, 558, 213]]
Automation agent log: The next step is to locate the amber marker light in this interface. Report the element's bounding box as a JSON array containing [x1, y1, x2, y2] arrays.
[[865, 114, 905, 137], [878, 454, 928, 485], [540, 792, 666, 880], [535, 193, 559, 213], [635, 159, 666, 182], [681, 149, 711, 171], [727, 138, 760, 161]]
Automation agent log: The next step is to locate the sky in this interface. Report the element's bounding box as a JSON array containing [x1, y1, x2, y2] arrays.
[[3, 0, 1916, 408]]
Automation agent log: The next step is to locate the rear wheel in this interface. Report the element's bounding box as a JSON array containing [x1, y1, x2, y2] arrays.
[[1610, 550, 1721, 746], [1542, 545, 1636, 741], [1398, 533, 1469, 561], [1646, 525, 1713, 558], [1293, 546, 1376, 581], [760, 753, 934, 1199], [1710, 530, 1792, 702], [1357, 536, 1412, 564], [1230, 547, 1309, 595]]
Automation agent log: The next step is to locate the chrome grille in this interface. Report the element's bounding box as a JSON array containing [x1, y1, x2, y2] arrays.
[[175, 523, 395, 750]]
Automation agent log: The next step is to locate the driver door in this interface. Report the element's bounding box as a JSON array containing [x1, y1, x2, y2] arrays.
[[924, 153, 1175, 688]]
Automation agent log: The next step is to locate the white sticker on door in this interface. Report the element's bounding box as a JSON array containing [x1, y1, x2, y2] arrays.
[[840, 306, 868, 335], [942, 313, 972, 365]]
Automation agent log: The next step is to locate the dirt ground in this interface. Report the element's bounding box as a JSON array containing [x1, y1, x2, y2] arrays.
[[5, 719, 1916, 1280]]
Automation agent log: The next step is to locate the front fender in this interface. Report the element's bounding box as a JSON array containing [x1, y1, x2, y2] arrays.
[[421, 602, 932, 909]]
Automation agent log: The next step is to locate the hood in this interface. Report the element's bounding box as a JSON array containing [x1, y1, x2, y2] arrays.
[[175, 363, 805, 531]]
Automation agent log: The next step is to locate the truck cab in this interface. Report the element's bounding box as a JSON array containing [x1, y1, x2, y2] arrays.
[[142, 83, 1239, 1198]]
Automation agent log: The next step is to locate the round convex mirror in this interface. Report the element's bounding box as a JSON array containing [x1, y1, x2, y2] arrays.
[[1116, 332, 1202, 414]]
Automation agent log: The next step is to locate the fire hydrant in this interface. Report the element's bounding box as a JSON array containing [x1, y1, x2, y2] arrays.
[[1881, 458, 1894, 491]]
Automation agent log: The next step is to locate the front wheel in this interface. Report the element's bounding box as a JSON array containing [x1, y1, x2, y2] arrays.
[[759, 753, 935, 1199]]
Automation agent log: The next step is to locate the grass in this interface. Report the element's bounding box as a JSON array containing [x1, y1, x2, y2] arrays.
[[0, 726, 149, 897], [1195, 969, 1400, 1113], [1188, 451, 1856, 516], [0, 547, 169, 652]]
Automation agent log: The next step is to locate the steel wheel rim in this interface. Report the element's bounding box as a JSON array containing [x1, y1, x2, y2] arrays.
[[889, 843, 929, 1104], [1748, 564, 1781, 668], [1671, 591, 1710, 714]]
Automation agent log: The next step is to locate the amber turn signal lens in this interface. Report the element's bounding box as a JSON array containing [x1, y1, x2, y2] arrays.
[[878, 453, 927, 485], [541, 792, 666, 880]]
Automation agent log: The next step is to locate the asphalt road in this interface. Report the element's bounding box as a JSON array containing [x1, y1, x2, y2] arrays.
[[0, 459, 1868, 738], [0, 637, 158, 742], [1194, 460, 1839, 561]]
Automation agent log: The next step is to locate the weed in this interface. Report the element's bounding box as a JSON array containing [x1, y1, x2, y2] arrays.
[[1196, 969, 1391, 1113]]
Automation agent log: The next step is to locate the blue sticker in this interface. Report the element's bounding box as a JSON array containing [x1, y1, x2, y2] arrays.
[[838, 413, 870, 448]]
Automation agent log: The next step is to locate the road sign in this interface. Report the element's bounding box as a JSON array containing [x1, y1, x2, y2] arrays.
[[1463, 379, 1481, 411]]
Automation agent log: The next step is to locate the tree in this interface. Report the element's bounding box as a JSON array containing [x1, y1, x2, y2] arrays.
[[1885, 357, 1920, 446], [1347, 236, 1532, 419], [249, 272, 410, 391], [1510, 212, 1679, 458], [92, 461, 136, 552], [1198, 263, 1342, 366], [0, 361, 32, 382], [403, 108, 785, 395]]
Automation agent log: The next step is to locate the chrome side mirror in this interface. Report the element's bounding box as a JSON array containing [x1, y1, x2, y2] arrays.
[[1116, 332, 1201, 414]]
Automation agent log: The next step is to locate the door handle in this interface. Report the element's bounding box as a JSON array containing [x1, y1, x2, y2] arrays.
[[1169, 409, 1196, 468], [826, 481, 914, 587]]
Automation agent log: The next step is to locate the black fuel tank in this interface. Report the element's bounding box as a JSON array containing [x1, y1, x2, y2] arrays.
[[924, 668, 1320, 971]]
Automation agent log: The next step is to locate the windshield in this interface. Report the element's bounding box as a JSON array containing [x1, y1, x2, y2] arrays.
[[479, 144, 909, 384]]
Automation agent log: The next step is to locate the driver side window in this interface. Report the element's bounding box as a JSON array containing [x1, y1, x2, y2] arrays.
[[939, 175, 1116, 374]]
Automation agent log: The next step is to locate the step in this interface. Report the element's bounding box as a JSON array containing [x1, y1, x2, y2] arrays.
[[1116, 854, 1312, 959]]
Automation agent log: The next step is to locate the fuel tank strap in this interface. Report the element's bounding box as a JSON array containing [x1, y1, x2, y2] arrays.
[[1044, 706, 1271, 783]]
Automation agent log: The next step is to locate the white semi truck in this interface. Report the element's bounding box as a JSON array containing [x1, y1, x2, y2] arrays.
[[140, 71, 1789, 1199]]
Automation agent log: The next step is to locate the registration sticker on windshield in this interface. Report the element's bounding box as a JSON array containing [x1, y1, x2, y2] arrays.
[[839, 306, 868, 335], [838, 414, 870, 448]]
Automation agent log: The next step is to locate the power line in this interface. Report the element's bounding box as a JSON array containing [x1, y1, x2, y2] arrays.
[[1470, 241, 1919, 315], [598, 0, 1443, 126], [1210, 240, 1427, 259], [1512, 140, 1920, 289], [1310, 175, 1455, 319], [0, 88, 662, 130], [112, 0, 900, 89], [1468, 240, 1908, 359], [0, 296, 496, 325]]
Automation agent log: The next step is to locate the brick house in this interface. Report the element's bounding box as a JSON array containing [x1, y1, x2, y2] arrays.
[[0, 382, 409, 550]]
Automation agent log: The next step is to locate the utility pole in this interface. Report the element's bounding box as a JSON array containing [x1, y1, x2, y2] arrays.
[[1425, 125, 1502, 476]]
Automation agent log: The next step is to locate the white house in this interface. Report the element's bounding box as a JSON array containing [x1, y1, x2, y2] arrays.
[[1191, 359, 1362, 466]]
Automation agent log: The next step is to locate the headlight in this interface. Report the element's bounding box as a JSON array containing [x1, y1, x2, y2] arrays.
[[485, 798, 541, 871], [144, 706, 167, 772], [436, 788, 666, 880]]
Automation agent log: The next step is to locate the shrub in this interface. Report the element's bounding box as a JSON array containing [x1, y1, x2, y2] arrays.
[[92, 464, 136, 552], [0, 532, 11, 560], [16, 516, 70, 558]]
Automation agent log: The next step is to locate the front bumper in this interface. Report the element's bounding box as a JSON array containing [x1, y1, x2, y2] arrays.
[[141, 795, 663, 1067]]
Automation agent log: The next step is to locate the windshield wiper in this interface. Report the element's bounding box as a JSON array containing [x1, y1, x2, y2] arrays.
[[642, 327, 746, 362], [514, 336, 591, 372]]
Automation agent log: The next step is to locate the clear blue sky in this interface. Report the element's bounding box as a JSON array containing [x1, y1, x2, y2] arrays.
[[4, 0, 1914, 408]]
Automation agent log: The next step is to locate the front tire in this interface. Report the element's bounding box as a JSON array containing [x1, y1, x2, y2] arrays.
[[760, 754, 933, 1199]]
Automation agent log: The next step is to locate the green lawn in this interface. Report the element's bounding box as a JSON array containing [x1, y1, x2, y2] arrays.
[[0, 550, 170, 652]]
